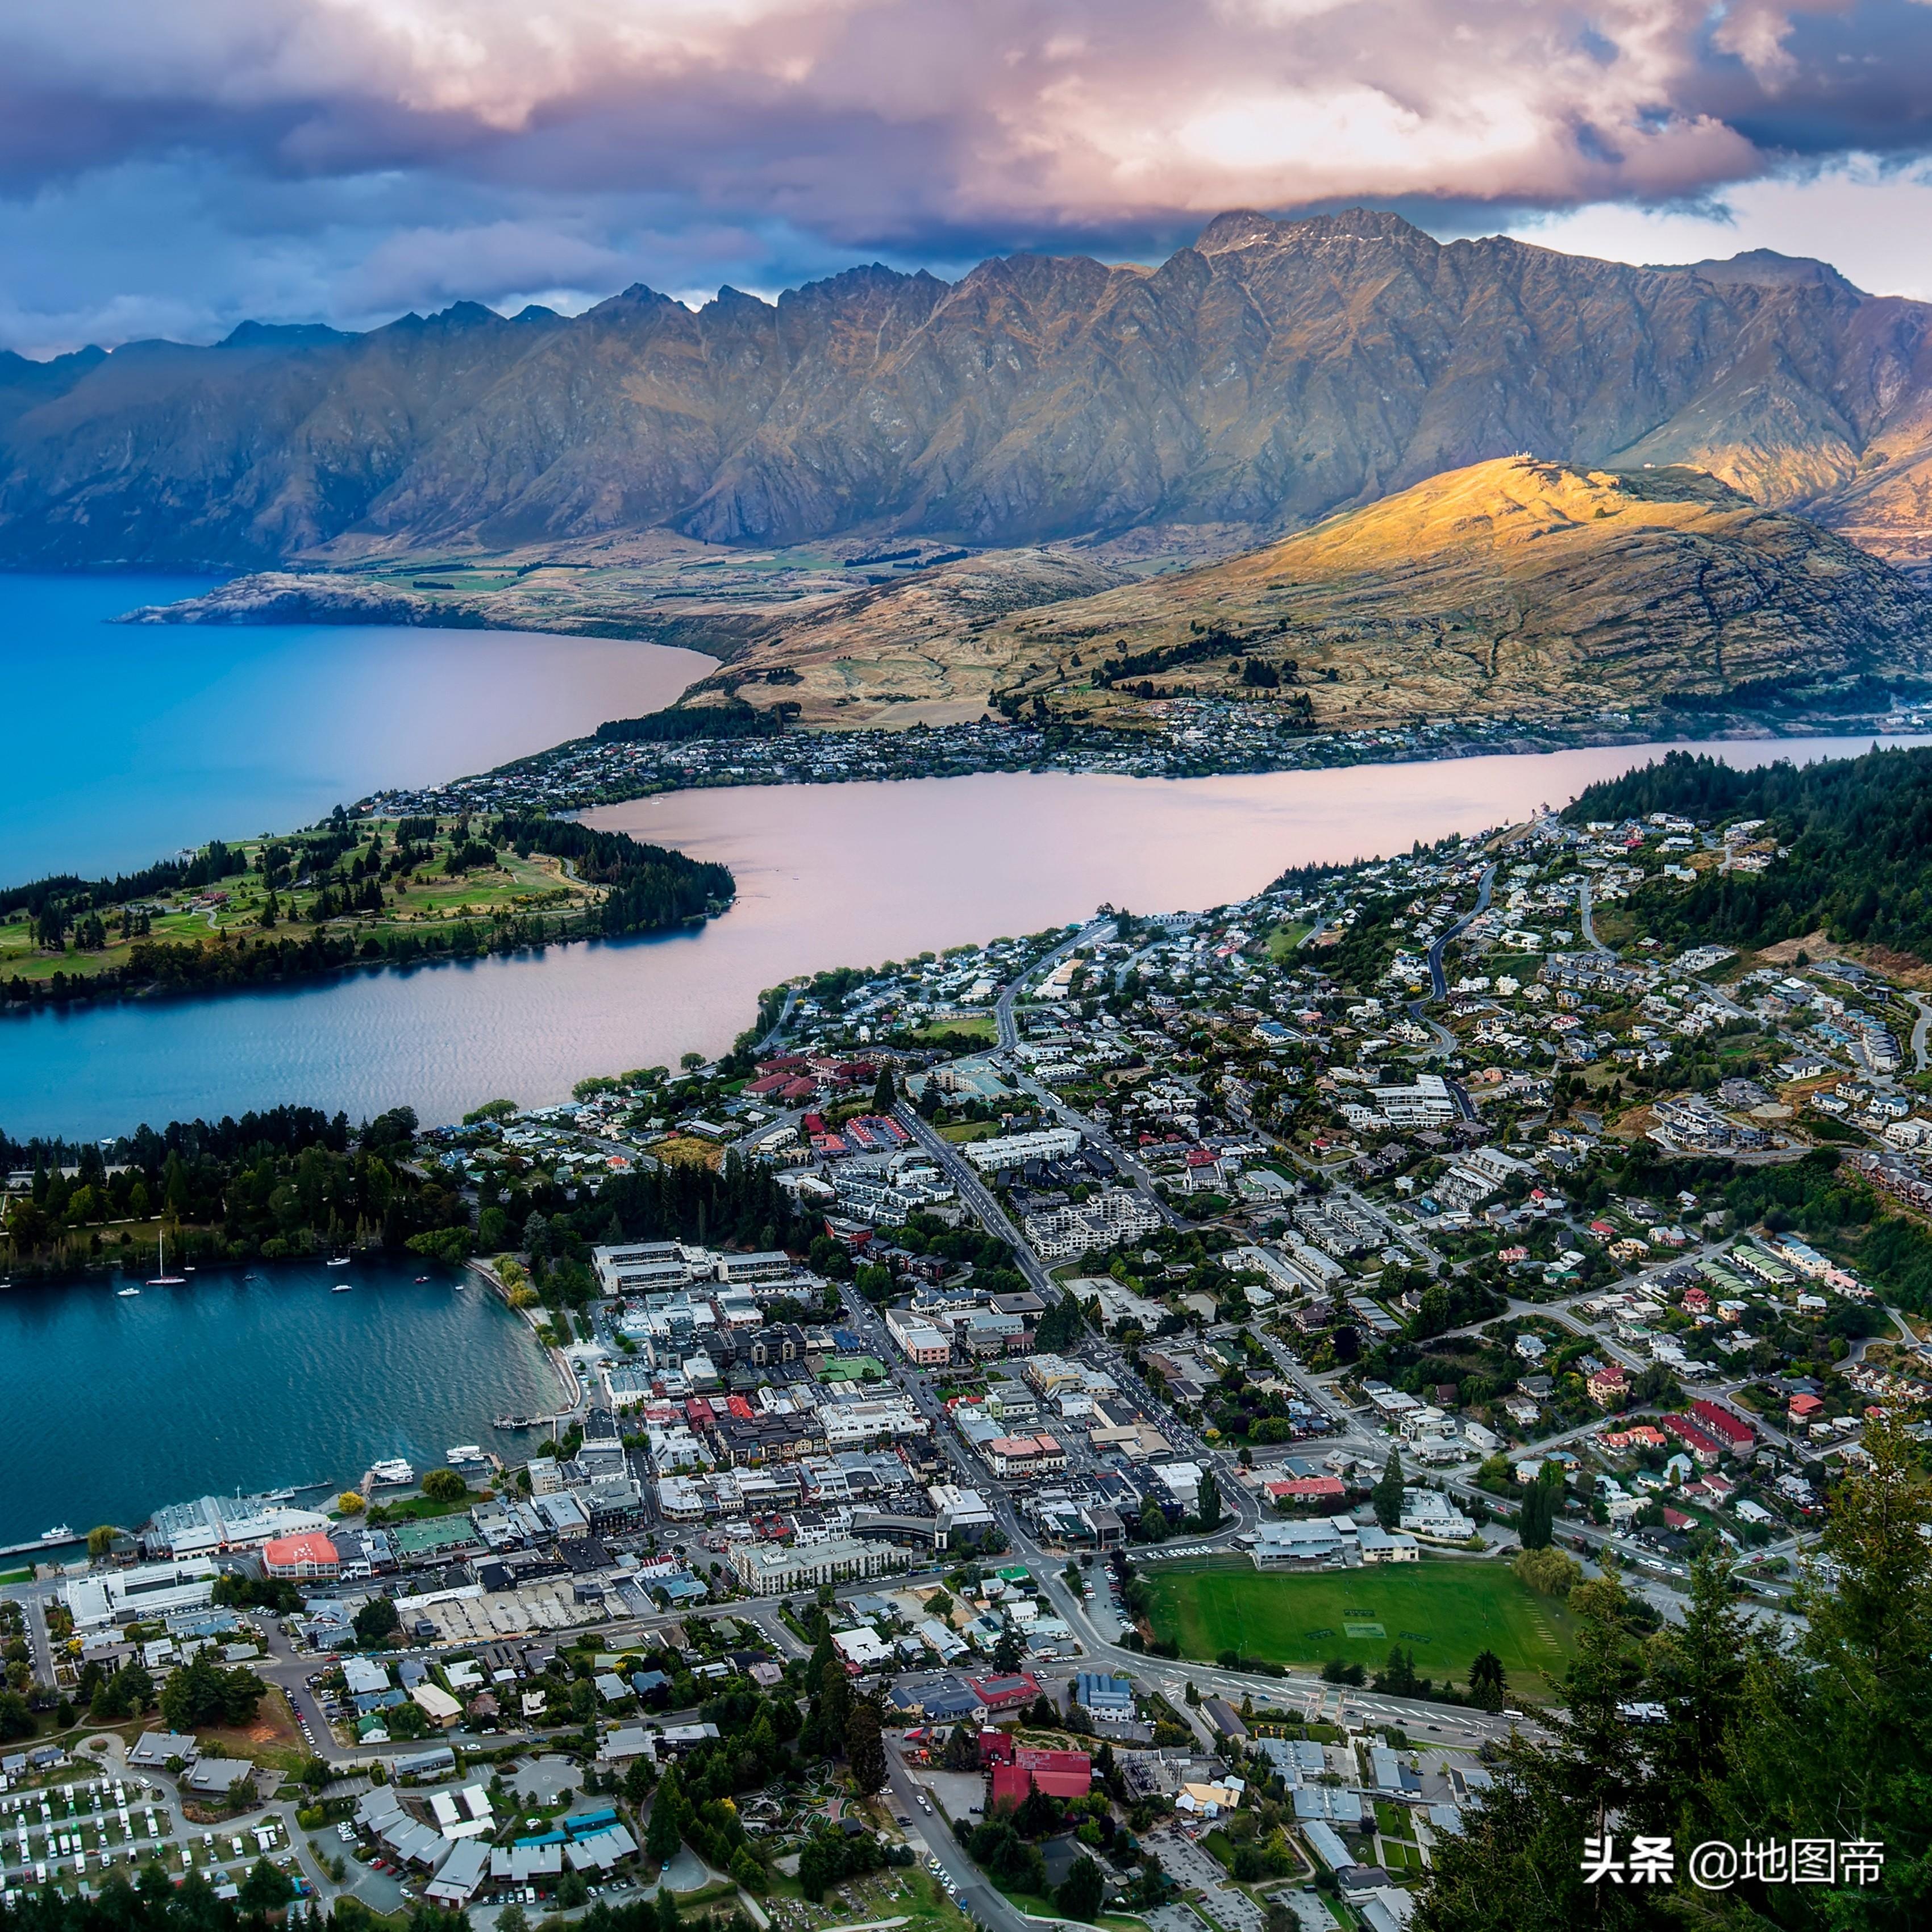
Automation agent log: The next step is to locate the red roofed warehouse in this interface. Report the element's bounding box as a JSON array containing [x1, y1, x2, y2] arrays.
[[261, 1533, 339, 1580], [990, 1748, 1093, 1808]]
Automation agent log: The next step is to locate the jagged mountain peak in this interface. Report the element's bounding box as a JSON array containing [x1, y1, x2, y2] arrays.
[[2, 211, 1930, 569], [1194, 206, 1436, 255]]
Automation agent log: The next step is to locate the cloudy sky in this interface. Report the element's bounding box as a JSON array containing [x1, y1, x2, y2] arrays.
[[6, 0, 1932, 355]]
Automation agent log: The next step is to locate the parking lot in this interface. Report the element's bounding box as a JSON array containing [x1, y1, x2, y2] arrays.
[[1144, 1827, 1276, 1932], [0, 1775, 292, 1905]]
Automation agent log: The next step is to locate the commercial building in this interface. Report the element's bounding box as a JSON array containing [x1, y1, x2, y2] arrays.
[[991, 1748, 1092, 1806], [1356, 1525, 1419, 1563], [967, 1672, 1043, 1712], [1252, 1518, 1351, 1568], [1370, 1073, 1457, 1128], [65, 1558, 219, 1630], [148, 1494, 332, 1558], [261, 1533, 340, 1581], [593, 1242, 705, 1294], [1398, 1491, 1476, 1541], [716, 1251, 794, 1285], [963, 1128, 1083, 1172], [988, 1434, 1067, 1479], [1023, 1189, 1163, 1260], [1073, 1673, 1136, 1719], [885, 1306, 953, 1367], [729, 1534, 901, 1597]]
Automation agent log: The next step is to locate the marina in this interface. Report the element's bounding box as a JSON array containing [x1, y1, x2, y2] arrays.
[[0, 1259, 561, 1550]]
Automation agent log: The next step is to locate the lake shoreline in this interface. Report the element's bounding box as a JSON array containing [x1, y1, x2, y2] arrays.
[[13, 717, 1914, 1031], [6, 736, 1926, 1143], [367, 705, 1932, 824]]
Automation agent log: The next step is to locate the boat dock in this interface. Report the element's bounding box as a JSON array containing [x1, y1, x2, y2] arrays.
[[0, 1534, 77, 1562]]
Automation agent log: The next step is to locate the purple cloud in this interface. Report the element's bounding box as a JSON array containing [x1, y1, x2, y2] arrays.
[[2, 0, 1931, 351]]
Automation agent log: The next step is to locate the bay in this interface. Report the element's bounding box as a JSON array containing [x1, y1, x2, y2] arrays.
[[0, 1257, 563, 1550], [0, 573, 713, 881], [1, 735, 1919, 1143]]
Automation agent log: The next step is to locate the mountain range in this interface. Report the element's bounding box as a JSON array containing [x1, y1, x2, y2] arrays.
[[8, 209, 1932, 572]]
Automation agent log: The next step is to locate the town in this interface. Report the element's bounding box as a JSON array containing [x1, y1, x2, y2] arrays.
[[5, 784, 1932, 1932], [355, 697, 1932, 823]]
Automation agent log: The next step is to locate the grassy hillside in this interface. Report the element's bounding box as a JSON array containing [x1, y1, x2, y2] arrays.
[[991, 459, 1932, 732]]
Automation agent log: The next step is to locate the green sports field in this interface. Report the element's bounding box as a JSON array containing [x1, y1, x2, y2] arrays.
[[1138, 1556, 1577, 1699]]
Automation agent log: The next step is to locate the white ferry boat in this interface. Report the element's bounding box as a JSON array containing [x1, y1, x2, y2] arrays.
[[368, 1459, 414, 1486]]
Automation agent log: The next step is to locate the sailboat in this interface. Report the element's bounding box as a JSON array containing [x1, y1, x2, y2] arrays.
[[146, 1233, 186, 1288]]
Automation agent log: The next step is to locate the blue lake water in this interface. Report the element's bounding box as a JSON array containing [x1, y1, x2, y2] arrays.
[[1, 573, 713, 880], [0, 1257, 563, 1549]]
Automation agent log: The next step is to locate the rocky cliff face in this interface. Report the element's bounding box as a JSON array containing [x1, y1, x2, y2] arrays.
[[6, 210, 1932, 569]]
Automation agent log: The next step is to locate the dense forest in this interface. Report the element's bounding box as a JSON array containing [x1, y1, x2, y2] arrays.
[[0, 1097, 817, 1284], [494, 813, 732, 936], [593, 699, 787, 744], [1562, 744, 1932, 957], [0, 1105, 470, 1275]]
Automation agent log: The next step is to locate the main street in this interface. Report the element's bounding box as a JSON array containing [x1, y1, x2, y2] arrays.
[[893, 1103, 1057, 1300]]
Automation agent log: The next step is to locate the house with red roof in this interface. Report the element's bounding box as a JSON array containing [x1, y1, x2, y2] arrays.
[[1660, 1414, 1723, 1467], [1586, 1363, 1629, 1410], [1599, 1425, 1668, 1454], [1691, 1399, 1755, 1451], [968, 1672, 1042, 1713]]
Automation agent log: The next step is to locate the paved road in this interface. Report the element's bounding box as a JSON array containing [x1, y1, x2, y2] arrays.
[[754, 985, 801, 1057], [995, 922, 1113, 1054], [893, 1103, 1058, 1299], [1403, 864, 1495, 1065], [1577, 876, 1614, 957], [1905, 992, 1932, 1073], [1425, 864, 1497, 1001], [886, 1752, 1041, 1932]]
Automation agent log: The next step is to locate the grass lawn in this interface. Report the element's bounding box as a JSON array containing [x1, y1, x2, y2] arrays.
[[938, 1119, 1000, 1143], [1138, 1555, 1577, 1701], [1267, 922, 1313, 961], [1374, 1800, 1414, 1839], [913, 1014, 997, 1044]]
